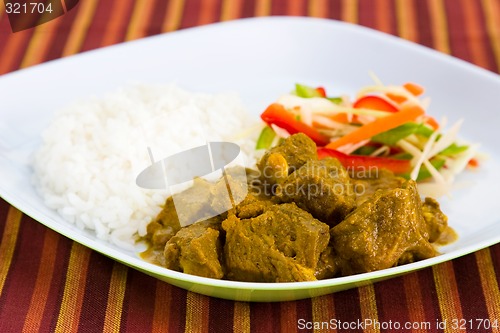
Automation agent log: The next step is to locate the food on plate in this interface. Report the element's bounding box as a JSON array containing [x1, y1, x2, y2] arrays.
[[33, 80, 473, 283], [257, 82, 480, 197], [32, 84, 255, 249], [142, 133, 455, 282]]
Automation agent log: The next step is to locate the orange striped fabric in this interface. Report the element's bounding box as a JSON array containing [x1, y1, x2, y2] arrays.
[[54, 243, 92, 333], [0, 207, 22, 298], [358, 285, 380, 333], [103, 262, 128, 332], [21, 230, 60, 333], [482, 0, 500, 69], [1, 1, 500, 332], [163, 0, 185, 32], [402, 273, 427, 333], [432, 262, 464, 333]]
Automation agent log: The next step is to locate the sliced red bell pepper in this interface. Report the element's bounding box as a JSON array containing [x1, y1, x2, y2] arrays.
[[261, 103, 330, 146], [353, 95, 399, 113], [315, 86, 327, 97], [468, 158, 479, 168], [317, 147, 412, 174]]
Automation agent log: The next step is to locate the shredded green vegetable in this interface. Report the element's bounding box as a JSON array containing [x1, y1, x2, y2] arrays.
[[353, 145, 379, 156], [391, 152, 413, 160], [256, 126, 276, 150], [294, 83, 323, 98], [294, 83, 343, 104], [327, 97, 343, 105], [401, 157, 446, 181], [439, 143, 469, 156], [372, 123, 433, 146]]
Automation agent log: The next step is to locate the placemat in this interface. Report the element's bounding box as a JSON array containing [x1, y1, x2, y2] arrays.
[[1, 1, 500, 332]]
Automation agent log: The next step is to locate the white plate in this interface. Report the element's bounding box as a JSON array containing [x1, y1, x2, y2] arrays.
[[1, 17, 500, 302]]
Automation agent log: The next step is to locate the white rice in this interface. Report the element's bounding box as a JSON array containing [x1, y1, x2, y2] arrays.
[[32, 84, 256, 250]]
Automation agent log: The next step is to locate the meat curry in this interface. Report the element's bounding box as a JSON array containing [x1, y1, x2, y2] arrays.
[[141, 133, 455, 282]]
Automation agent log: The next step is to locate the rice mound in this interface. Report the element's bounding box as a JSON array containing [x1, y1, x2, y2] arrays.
[[33, 84, 255, 249]]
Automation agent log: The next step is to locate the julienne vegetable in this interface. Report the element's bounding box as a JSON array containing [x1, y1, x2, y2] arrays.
[[256, 81, 480, 197], [255, 125, 276, 149], [317, 147, 412, 174], [325, 104, 425, 150], [260, 103, 331, 146]]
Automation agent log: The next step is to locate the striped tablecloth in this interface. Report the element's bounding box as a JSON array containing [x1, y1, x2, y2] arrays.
[[1, 1, 500, 332]]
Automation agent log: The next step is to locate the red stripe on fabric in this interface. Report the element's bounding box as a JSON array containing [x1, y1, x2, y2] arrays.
[[358, 0, 377, 30], [121, 270, 156, 333], [332, 287, 363, 328], [22, 228, 61, 333], [286, 0, 306, 16], [42, 236, 75, 332], [463, 0, 498, 72], [208, 297, 235, 333], [377, 0, 398, 36], [280, 301, 298, 333], [374, 276, 412, 328], [152, 281, 172, 332], [179, 0, 201, 28], [241, 0, 256, 18], [0, 29, 35, 74], [443, 0, 470, 62], [414, 0, 434, 48], [0, 15, 13, 53], [251, 303, 278, 332], [0, 8, 10, 26], [80, 0, 116, 52], [167, 286, 187, 332], [77, 252, 115, 332], [402, 272, 429, 332], [0, 201, 9, 240], [101, 0, 135, 47], [327, 0, 342, 20], [416, 268, 443, 322], [43, 2, 84, 62], [452, 254, 491, 327], [271, 0, 287, 15], [0, 215, 43, 333], [146, 0, 170, 36], [198, 0, 222, 25], [272, 303, 283, 332], [385, 0, 398, 36], [296, 298, 313, 331], [490, 243, 500, 276]]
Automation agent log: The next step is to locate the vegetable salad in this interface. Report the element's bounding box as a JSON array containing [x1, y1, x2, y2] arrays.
[[256, 80, 480, 197]]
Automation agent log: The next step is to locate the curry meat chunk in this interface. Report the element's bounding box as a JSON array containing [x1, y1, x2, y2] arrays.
[[147, 170, 249, 250], [163, 217, 224, 279], [314, 246, 338, 280], [352, 169, 406, 206], [229, 193, 276, 220], [142, 133, 452, 281], [352, 169, 449, 244], [257, 133, 317, 186], [222, 203, 330, 282], [276, 157, 357, 226], [146, 178, 216, 250], [209, 167, 250, 214], [421, 197, 449, 243], [146, 197, 182, 250], [331, 180, 436, 275]]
